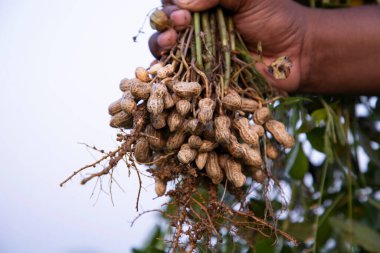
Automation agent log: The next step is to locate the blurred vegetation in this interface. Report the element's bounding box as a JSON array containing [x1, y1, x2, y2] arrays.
[[133, 1, 380, 252]]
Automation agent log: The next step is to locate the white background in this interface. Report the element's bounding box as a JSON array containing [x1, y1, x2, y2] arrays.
[[0, 0, 167, 252]]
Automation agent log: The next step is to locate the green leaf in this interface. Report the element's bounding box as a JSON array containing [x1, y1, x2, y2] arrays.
[[306, 127, 326, 152], [330, 217, 380, 253], [311, 108, 327, 125], [285, 222, 315, 242], [287, 143, 309, 180], [279, 96, 313, 106]]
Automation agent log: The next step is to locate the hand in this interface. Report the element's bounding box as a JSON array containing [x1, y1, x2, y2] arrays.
[[149, 0, 311, 93]]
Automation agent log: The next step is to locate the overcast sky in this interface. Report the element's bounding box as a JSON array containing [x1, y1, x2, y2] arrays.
[[0, 1, 168, 252]]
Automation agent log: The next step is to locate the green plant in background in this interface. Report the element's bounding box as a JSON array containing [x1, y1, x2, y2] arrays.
[[133, 0, 380, 252]]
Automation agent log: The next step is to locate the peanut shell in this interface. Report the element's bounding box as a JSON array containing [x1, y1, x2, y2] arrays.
[[154, 177, 167, 196], [135, 67, 150, 82], [131, 81, 151, 100], [110, 111, 133, 128], [265, 120, 295, 149], [266, 140, 280, 160], [135, 138, 152, 163], [241, 98, 259, 113], [173, 81, 202, 98], [188, 135, 203, 149], [167, 110, 183, 132], [151, 111, 167, 129], [148, 62, 164, 75], [206, 152, 224, 184], [195, 152, 208, 170], [224, 157, 246, 188], [108, 98, 122, 116], [233, 117, 259, 146], [198, 98, 215, 125], [254, 107, 271, 125], [176, 99, 191, 117], [222, 89, 241, 111], [177, 144, 197, 164], [214, 116, 232, 144]]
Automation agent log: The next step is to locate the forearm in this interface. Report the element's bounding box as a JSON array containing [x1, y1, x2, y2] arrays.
[[301, 5, 380, 94]]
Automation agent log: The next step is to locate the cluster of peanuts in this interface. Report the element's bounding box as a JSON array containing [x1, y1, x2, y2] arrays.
[[108, 61, 294, 197]]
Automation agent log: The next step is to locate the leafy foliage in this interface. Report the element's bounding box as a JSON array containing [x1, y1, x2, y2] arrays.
[[133, 1, 380, 252]]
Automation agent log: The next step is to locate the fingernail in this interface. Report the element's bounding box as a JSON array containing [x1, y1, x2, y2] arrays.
[[173, 0, 191, 7]]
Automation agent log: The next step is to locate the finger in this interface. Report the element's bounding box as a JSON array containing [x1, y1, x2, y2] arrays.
[[149, 32, 161, 58], [157, 28, 178, 50], [173, 0, 219, 12], [171, 9, 191, 31], [162, 6, 191, 31]]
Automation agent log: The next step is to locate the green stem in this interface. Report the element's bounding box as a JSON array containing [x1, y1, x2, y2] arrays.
[[227, 16, 235, 52], [201, 12, 213, 73], [193, 12, 203, 70], [216, 7, 231, 93], [312, 160, 328, 253], [318, 193, 344, 228], [210, 12, 216, 59]]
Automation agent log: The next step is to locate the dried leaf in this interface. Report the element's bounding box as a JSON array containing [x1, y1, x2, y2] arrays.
[[268, 56, 292, 80]]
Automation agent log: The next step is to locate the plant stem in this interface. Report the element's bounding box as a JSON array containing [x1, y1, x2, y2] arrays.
[[193, 12, 203, 70], [227, 16, 235, 52], [209, 12, 216, 58], [201, 12, 213, 73], [216, 7, 231, 93], [312, 160, 328, 253]]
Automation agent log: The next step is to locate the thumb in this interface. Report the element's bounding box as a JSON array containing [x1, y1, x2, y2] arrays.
[[173, 0, 219, 12]]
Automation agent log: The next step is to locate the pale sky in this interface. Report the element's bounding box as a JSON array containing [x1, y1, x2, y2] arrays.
[[0, 0, 167, 252]]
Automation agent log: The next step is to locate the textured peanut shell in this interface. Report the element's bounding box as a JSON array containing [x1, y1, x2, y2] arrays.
[[206, 152, 224, 184], [254, 107, 272, 125], [266, 140, 280, 160], [152, 83, 168, 98], [163, 91, 175, 109], [199, 140, 218, 153], [108, 98, 122, 116], [251, 125, 265, 137], [166, 131, 186, 151], [222, 89, 241, 111], [150, 9, 169, 32], [177, 144, 197, 164], [121, 96, 137, 115], [184, 118, 202, 135], [250, 167, 265, 184], [157, 64, 174, 79], [195, 152, 208, 170], [214, 116, 231, 144], [227, 135, 245, 159], [144, 125, 165, 150], [148, 62, 164, 75], [188, 135, 203, 149], [173, 81, 202, 98], [176, 99, 191, 117], [241, 98, 259, 113], [167, 110, 183, 132], [110, 111, 133, 128], [225, 158, 246, 188], [265, 120, 295, 148], [120, 78, 141, 92], [233, 117, 259, 146], [131, 81, 151, 100], [242, 144, 262, 167], [135, 138, 152, 163], [151, 111, 167, 129], [154, 177, 167, 196], [147, 94, 164, 116], [198, 98, 215, 125], [135, 67, 150, 82]]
